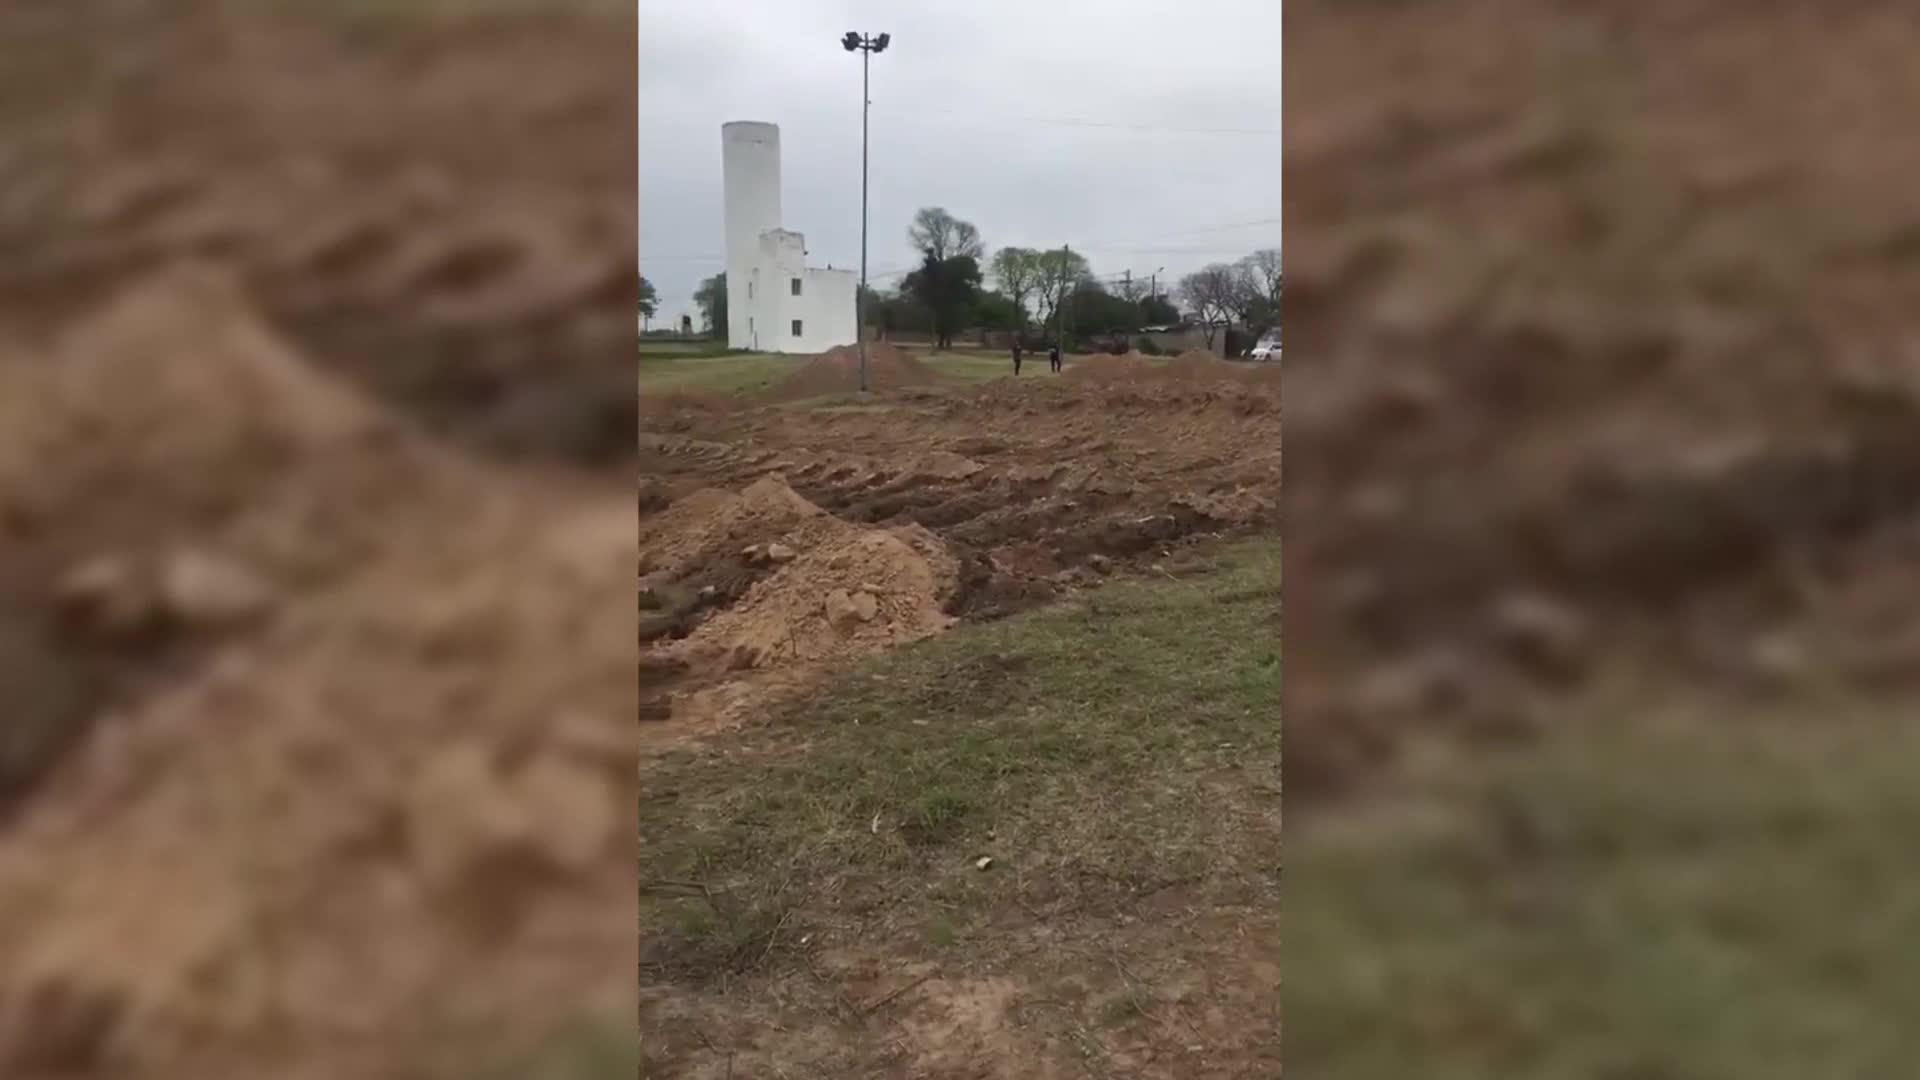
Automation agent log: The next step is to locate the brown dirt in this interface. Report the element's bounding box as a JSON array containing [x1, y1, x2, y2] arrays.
[[1064, 349, 1280, 389], [1286, 0, 1920, 800], [768, 341, 942, 400], [0, 4, 634, 1078], [0, 268, 635, 1080], [639, 375, 1280, 741], [2, 1, 635, 468]]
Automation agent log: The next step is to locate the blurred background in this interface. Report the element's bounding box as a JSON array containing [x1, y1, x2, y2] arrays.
[[1286, 1, 1920, 1076], [0, 2, 634, 1077]]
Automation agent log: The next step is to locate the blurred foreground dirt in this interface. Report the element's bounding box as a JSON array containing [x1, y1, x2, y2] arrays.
[[0, 4, 633, 1077], [1286, 0, 1920, 796]]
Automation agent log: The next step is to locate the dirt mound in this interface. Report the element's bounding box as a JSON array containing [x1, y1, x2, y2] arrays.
[[1168, 349, 1281, 388], [0, 265, 405, 544], [678, 522, 958, 672], [0, 225, 629, 1080], [0, 265, 462, 820], [1061, 352, 1162, 383], [0, 5, 635, 468], [1062, 349, 1278, 389], [0, 489, 635, 1078], [639, 476, 832, 579], [0, 5, 638, 1077], [640, 373, 1281, 649], [639, 475, 963, 734], [770, 342, 941, 399]]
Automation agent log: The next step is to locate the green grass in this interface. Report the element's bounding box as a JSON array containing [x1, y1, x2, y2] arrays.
[[634, 346, 1078, 399], [640, 543, 1280, 978], [1289, 683, 1920, 1079], [638, 340, 750, 359], [921, 352, 1032, 383], [637, 353, 795, 396]]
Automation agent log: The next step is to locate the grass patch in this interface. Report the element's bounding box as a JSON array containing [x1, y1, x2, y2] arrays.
[[1289, 686, 1920, 1079], [921, 352, 1026, 383], [637, 354, 796, 397], [640, 543, 1280, 979], [638, 341, 750, 360]]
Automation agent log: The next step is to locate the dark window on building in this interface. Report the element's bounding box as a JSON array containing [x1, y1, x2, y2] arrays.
[[791, 278, 803, 296], [791, 319, 803, 337]]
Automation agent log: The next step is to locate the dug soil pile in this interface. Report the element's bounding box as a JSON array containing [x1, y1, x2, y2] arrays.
[[768, 341, 941, 399], [1287, 0, 1920, 799], [0, 4, 635, 1077], [0, 2, 635, 467], [0, 269, 634, 1079], [640, 474, 960, 735], [1065, 348, 1280, 389]]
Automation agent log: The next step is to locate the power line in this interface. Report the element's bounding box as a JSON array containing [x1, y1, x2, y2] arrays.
[[1075, 244, 1271, 255], [903, 105, 1280, 137], [1180, 216, 1284, 234]]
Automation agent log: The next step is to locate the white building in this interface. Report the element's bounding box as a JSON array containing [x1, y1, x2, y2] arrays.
[[721, 121, 857, 354]]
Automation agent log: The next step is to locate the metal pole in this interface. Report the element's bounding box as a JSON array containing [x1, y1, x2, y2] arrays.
[[1056, 243, 1068, 352], [858, 43, 871, 394]]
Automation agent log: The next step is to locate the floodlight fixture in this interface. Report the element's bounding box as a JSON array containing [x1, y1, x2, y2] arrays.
[[841, 32, 891, 392]]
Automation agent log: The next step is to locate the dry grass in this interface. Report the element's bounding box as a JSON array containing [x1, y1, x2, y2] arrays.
[[640, 544, 1279, 1077], [1289, 675, 1920, 1078]]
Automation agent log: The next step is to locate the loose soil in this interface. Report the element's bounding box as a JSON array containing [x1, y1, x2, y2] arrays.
[[1286, 0, 1920, 802], [768, 341, 942, 400], [639, 367, 1280, 741], [0, 4, 635, 1078]]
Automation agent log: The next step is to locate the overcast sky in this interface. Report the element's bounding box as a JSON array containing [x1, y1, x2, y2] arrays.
[[639, 0, 1281, 326]]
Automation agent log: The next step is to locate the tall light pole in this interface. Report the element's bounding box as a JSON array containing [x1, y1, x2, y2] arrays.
[[842, 31, 890, 393]]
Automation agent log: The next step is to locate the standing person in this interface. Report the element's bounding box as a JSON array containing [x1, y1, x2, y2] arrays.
[[1048, 342, 1062, 374], [1012, 338, 1023, 376]]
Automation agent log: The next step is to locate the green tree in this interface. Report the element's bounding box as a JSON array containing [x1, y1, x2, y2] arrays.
[[1032, 247, 1091, 337], [903, 252, 983, 350], [973, 290, 1024, 333], [694, 273, 727, 338], [903, 208, 987, 350], [1070, 280, 1141, 338], [862, 285, 930, 337], [1140, 293, 1181, 327], [638, 273, 659, 327], [988, 247, 1042, 332]]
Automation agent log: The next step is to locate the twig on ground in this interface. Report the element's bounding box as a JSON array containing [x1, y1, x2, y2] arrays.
[[859, 972, 934, 1015]]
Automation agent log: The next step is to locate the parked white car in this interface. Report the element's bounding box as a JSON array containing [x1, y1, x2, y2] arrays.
[[1248, 331, 1281, 362]]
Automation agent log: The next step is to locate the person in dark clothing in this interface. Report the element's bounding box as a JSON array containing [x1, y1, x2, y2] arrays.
[[1048, 343, 1062, 373], [1012, 340, 1023, 376]]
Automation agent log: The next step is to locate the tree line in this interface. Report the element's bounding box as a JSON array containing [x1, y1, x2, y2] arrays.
[[689, 207, 1278, 351]]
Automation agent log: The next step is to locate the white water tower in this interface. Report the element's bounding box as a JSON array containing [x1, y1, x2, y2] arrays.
[[719, 121, 856, 354]]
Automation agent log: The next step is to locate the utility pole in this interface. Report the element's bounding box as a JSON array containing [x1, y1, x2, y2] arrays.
[[842, 31, 891, 393], [1055, 243, 1069, 352]]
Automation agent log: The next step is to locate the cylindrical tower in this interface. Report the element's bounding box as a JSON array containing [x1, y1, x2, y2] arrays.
[[722, 121, 782, 349]]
